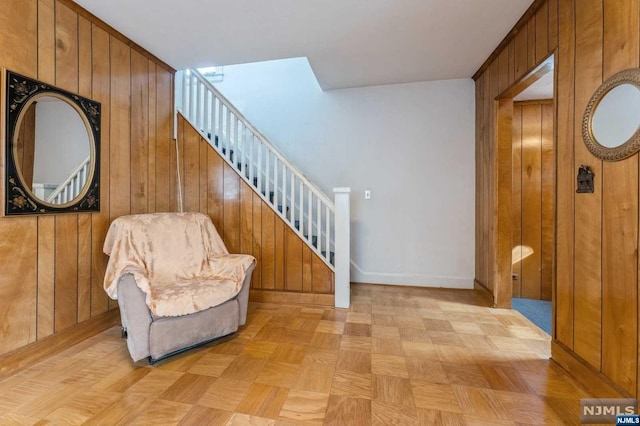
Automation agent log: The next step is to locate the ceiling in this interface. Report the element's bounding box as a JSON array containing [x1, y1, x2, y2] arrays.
[[73, 0, 533, 90]]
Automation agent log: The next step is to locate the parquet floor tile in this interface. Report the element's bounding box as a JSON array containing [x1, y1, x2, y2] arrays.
[[0, 284, 592, 424]]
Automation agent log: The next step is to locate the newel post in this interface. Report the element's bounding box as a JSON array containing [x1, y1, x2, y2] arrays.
[[333, 187, 351, 308]]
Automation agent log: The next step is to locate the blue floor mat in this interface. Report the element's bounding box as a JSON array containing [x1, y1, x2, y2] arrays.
[[512, 298, 551, 335]]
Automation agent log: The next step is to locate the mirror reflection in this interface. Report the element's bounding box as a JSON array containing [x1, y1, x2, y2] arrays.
[[591, 83, 640, 148], [15, 95, 91, 205]]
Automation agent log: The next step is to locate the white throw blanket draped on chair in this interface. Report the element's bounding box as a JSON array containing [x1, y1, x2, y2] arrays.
[[103, 212, 256, 317]]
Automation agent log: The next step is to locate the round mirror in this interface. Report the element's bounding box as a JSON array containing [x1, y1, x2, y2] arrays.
[[14, 94, 93, 206], [583, 68, 640, 161]]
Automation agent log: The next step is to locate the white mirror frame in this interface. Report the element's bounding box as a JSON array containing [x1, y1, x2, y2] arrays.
[[583, 68, 640, 161]]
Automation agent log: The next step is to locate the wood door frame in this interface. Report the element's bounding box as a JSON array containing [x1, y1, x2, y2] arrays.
[[493, 53, 556, 309]]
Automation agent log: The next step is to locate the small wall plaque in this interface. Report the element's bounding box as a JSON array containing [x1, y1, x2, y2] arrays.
[[576, 165, 595, 193]]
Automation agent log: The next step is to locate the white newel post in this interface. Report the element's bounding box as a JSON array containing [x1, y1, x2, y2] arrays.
[[333, 187, 351, 308]]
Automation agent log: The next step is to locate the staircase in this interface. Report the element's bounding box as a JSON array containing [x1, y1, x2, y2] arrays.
[[46, 155, 91, 204], [175, 69, 350, 307]]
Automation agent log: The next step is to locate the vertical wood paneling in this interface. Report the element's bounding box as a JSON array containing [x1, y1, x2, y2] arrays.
[[109, 38, 131, 220], [199, 139, 208, 214], [555, 0, 575, 348], [130, 50, 149, 214], [0, 0, 37, 77], [37, 217, 55, 339], [78, 17, 91, 98], [178, 115, 334, 296], [521, 104, 542, 300], [90, 24, 110, 318], [37, 0, 55, 84], [54, 215, 78, 332], [527, 17, 537, 69], [512, 102, 553, 302], [302, 245, 312, 293], [182, 114, 200, 212], [478, 0, 640, 398], [601, 0, 639, 395], [155, 68, 173, 212], [512, 106, 522, 298], [0, 0, 175, 358], [55, 2, 78, 92], [0, 219, 37, 354], [223, 163, 240, 253], [498, 49, 509, 94], [548, 0, 558, 49], [507, 40, 516, 86], [207, 149, 224, 231], [540, 103, 554, 301], [284, 227, 303, 291], [535, 1, 549, 63], [252, 191, 263, 289], [514, 27, 528, 79], [77, 214, 92, 322], [261, 207, 276, 290], [240, 180, 253, 254], [274, 219, 285, 290], [147, 62, 157, 213], [573, 0, 603, 370]]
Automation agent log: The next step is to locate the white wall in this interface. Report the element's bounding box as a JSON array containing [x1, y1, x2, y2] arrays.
[[213, 58, 475, 288]]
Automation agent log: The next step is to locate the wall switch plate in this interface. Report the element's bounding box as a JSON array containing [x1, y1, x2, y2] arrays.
[[364, 190, 371, 199]]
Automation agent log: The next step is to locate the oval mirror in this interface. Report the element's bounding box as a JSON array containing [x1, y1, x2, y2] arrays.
[[583, 68, 640, 161], [15, 94, 93, 206], [5, 70, 100, 215]]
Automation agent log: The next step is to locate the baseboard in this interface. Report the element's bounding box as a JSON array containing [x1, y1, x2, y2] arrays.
[[551, 340, 629, 398], [474, 279, 495, 306], [350, 261, 473, 289], [249, 289, 334, 306], [0, 309, 120, 381]]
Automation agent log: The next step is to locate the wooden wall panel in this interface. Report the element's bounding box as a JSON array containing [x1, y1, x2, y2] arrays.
[[0, 0, 176, 358], [511, 102, 553, 302], [601, 0, 639, 396], [90, 25, 111, 318], [0, 219, 37, 354], [55, 2, 78, 93], [512, 106, 522, 298], [476, 0, 640, 398], [555, 0, 575, 349], [572, 0, 603, 371], [178, 114, 334, 296], [520, 104, 542, 300], [54, 215, 78, 332], [37, 216, 55, 339], [0, 1, 37, 77], [540, 103, 553, 301], [130, 50, 149, 214]]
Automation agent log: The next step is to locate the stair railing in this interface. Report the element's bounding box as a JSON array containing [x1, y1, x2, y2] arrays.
[[176, 69, 338, 270], [46, 155, 91, 204]]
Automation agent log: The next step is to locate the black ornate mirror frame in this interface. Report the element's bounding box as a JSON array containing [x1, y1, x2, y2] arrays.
[[4, 70, 100, 215]]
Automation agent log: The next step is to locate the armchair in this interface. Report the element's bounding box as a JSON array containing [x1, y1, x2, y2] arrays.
[[103, 212, 256, 363]]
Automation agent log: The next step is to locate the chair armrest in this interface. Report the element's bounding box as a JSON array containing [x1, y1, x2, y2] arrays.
[[237, 262, 255, 326], [117, 274, 152, 361]]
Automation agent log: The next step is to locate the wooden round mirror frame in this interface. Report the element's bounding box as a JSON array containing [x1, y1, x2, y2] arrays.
[[582, 68, 640, 161]]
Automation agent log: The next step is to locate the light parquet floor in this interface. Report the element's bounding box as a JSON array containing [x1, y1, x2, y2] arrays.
[[0, 284, 589, 425]]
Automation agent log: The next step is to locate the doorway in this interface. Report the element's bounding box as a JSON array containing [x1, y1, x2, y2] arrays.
[[495, 54, 555, 335]]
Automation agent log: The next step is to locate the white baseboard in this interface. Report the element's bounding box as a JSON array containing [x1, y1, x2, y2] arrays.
[[350, 261, 473, 289]]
